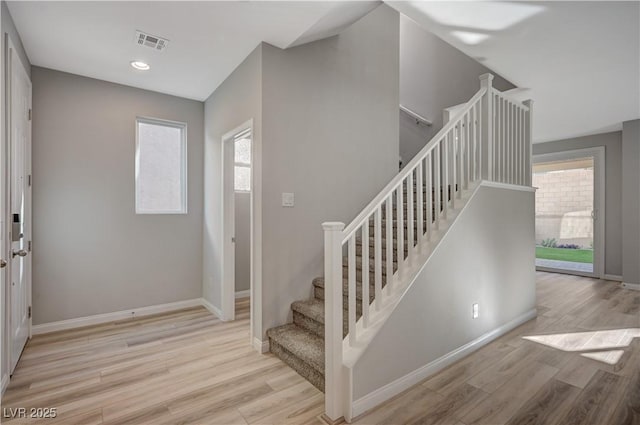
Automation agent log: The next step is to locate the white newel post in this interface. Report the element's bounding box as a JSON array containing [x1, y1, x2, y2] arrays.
[[479, 73, 494, 180], [323, 222, 345, 422], [523, 99, 533, 186]]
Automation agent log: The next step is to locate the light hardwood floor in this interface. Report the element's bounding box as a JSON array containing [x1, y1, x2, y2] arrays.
[[2, 272, 639, 424]]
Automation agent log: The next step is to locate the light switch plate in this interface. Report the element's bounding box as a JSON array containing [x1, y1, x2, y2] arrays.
[[282, 192, 295, 207], [472, 303, 479, 319]]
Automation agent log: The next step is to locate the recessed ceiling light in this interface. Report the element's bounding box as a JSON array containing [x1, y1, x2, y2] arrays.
[[130, 61, 150, 71]]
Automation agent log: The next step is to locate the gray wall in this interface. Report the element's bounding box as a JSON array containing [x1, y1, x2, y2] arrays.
[[260, 4, 399, 337], [622, 119, 640, 284], [533, 131, 623, 276], [1, 0, 30, 387], [353, 185, 536, 400], [235, 192, 250, 292], [31, 67, 204, 324], [203, 45, 262, 331], [399, 15, 515, 165]]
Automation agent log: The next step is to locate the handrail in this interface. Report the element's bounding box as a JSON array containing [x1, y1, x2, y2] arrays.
[[342, 86, 487, 242], [400, 104, 433, 126], [494, 89, 530, 111]]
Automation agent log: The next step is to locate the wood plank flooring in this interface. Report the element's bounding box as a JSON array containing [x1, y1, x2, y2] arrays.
[[2, 272, 639, 424]]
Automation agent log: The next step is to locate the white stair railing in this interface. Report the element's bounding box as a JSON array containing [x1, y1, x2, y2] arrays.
[[322, 74, 533, 421]]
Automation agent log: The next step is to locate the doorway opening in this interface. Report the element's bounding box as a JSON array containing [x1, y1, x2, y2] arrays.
[[221, 121, 254, 328], [233, 129, 251, 301], [533, 147, 604, 278]]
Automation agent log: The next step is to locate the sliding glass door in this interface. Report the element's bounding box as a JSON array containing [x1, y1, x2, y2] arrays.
[[533, 148, 604, 277]]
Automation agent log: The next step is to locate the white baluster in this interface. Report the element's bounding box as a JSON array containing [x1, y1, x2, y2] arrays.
[[451, 128, 457, 210], [407, 171, 414, 259], [465, 112, 470, 190], [443, 134, 449, 218], [520, 107, 525, 185], [512, 103, 516, 184], [416, 162, 424, 241], [374, 206, 382, 311], [513, 104, 522, 185], [524, 100, 533, 186], [479, 74, 493, 180], [476, 102, 481, 181], [434, 143, 441, 229], [361, 220, 369, 328], [426, 153, 433, 239], [459, 117, 465, 196], [385, 196, 393, 295], [396, 184, 404, 279], [500, 98, 507, 182], [322, 221, 344, 421], [348, 236, 356, 346], [509, 101, 512, 184]]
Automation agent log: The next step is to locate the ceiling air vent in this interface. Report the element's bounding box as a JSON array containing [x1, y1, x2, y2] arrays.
[[135, 30, 169, 52]]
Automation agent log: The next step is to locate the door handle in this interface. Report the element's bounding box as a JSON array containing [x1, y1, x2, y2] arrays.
[[12, 250, 27, 258], [0, 259, 6, 268]]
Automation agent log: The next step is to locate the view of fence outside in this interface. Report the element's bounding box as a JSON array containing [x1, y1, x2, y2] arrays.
[[533, 160, 594, 249]]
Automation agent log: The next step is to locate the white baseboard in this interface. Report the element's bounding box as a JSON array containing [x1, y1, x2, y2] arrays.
[[200, 298, 224, 319], [32, 298, 203, 335], [621, 282, 640, 291], [235, 290, 250, 299], [351, 308, 538, 418], [603, 274, 623, 282], [1, 373, 9, 394], [253, 337, 270, 354]]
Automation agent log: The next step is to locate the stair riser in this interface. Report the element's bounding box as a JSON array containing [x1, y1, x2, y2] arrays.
[[268, 338, 325, 392], [313, 285, 375, 304], [292, 309, 355, 340]]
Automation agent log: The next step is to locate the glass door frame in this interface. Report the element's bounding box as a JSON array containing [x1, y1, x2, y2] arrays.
[[533, 146, 605, 278]]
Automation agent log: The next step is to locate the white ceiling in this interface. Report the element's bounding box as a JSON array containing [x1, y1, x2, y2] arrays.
[[7, 1, 378, 101], [389, 1, 640, 143], [8, 1, 640, 143]]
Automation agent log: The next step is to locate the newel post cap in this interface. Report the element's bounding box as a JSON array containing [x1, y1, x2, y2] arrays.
[[479, 73, 494, 83], [322, 222, 345, 231]]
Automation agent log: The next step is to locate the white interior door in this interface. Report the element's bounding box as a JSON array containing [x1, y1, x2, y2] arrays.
[[8, 43, 32, 374], [221, 129, 236, 321]]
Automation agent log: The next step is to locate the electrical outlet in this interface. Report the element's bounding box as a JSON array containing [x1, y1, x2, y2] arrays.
[[472, 303, 479, 319]]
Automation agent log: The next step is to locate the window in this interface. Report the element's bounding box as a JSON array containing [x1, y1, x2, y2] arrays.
[[135, 117, 187, 214], [234, 129, 251, 192]]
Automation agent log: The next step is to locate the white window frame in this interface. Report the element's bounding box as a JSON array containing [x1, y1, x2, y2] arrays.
[[135, 116, 188, 214]]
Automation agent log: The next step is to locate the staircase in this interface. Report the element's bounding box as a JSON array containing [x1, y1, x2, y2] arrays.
[[266, 185, 454, 392], [265, 74, 533, 421]]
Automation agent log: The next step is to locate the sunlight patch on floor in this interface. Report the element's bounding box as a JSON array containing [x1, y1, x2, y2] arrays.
[[580, 350, 625, 365], [522, 328, 639, 365]]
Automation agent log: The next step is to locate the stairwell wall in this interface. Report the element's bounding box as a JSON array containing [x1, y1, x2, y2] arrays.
[[259, 4, 400, 338], [351, 184, 536, 405], [399, 15, 515, 166]]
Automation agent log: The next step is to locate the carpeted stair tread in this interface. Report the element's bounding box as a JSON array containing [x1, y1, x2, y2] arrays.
[[266, 324, 324, 374], [292, 299, 325, 324], [312, 276, 377, 300]]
